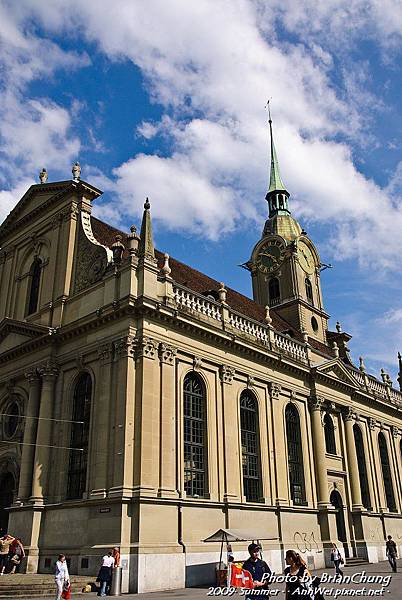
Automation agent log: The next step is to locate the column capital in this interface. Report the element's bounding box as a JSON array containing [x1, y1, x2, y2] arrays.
[[391, 425, 400, 438], [220, 365, 235, 384], [308, 395, 325, 411], [113, 335, 136, 360], [158, 342, 177, 365], [269, 381, 281, 399], [135, 335, 157, 360], [342, 407, 356, 422], [369, 417, 377, 430], [24, 369, 41, 385], [97, 341, 114, 363], [38, 360, 59, 380]]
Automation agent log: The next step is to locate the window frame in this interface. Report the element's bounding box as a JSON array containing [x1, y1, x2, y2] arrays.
[[183, 372, 208, 499], [285, 403, 307, 506], [66, 373, 92, 500], [239, 390, 262, 503]]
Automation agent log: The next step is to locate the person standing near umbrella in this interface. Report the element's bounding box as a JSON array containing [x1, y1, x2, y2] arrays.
[[242, 543, 272, 591]]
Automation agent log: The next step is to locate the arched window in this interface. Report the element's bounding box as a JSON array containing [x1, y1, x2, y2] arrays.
[[378, 432, 396, 512], [324, 414, 336, 454], [240, 391, 262, 502], [27, 258, 42, 315], [285, 404, 306, 505], [67, 373, 92, 500], [183, 373, 207, 498], [269, 277, 280, 306], [305, 278, 313, 304], [353, 425, 371, 510]]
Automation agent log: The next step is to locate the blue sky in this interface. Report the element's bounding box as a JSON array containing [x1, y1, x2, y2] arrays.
[[0, 0, 402, 383]]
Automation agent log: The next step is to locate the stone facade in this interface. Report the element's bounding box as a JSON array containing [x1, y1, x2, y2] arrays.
[[0, 168, 402, 594]]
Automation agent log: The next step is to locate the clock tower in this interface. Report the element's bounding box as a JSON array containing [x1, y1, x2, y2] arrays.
[[248, 118, 329, 343]]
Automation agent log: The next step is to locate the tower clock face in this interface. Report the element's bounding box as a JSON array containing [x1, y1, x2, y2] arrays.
[[255, 239, 285, 274], [297, 240, 315, 274]]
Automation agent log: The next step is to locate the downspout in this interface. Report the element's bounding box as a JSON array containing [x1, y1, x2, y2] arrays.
[[178, 504, 186, 553]]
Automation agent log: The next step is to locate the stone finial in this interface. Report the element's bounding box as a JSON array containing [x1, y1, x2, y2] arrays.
[[111, 234, 125, 265], [161, 253, 171, 276], [302, 329, 309, 344], [264, 305, 272, 326], [359, 356, 366, 373], [218, 282, 227, 304], [39, 168, 48, 183], [398, 351, 402, 391], [72, 161, 81, 181], [336, 321, 342, 333], [138, 197, 155, 260], [332, 341, 339, 358], [380, 369, 392, 387], [128, 225, 140, 254]]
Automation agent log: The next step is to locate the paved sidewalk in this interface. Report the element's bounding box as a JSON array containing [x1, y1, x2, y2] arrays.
[[1, 559, 400, 599]]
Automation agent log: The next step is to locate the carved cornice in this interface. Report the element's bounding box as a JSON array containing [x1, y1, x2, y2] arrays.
[[158, 342, 177, 365], [220, 365, 235, 384], [269, 382, 282, 399]]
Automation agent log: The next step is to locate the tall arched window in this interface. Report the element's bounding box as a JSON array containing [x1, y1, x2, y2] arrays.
[[183, 373, 207, 498], [324, 414, 336, 454], [353, 425, 371, 510], [285, 404, 306, 505], [67, 373, 92, 500], [240, 391, 262, 502], [378, 432, 396, 512], [305, 278, 313, 305], [269, 277, 280, 306], [27, 258, 42, 315]]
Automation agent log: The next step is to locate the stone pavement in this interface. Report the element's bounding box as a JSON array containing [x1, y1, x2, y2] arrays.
[[0, 559, 401, 599]]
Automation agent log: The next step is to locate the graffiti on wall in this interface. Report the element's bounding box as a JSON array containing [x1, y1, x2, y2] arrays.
[[293, 531, 322, 553]]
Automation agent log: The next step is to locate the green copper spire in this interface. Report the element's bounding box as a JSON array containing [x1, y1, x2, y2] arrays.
[[265, 106, 290, 218], [268, 117, 287, 193]]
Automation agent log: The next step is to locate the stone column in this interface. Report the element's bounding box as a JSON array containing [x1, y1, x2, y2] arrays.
[[17, 370, 41, 502], [220, 365, 241, 502], [90, 342, 114, 498], [343, 409, 363, 510], [158, 342, 178, 498], [309, 396, 329, 508], [270, 383, 289, 505], [30, 361, 59, 503]]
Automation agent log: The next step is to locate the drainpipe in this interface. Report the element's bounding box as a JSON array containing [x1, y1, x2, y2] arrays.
[[178, 504, 186, 553]]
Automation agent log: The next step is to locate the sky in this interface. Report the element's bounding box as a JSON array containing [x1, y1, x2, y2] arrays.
[[0, 0, 401, 383]]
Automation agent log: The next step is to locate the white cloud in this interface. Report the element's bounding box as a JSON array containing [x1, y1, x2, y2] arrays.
[[1, 0, 402, 274]]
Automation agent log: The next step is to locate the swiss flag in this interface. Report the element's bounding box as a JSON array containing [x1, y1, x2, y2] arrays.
[[230, 564, 254, 589]]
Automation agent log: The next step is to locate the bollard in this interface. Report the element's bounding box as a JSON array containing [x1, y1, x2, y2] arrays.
[[110, 565, 122, 596]]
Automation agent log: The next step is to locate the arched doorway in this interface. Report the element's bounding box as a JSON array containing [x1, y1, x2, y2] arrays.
[[330, 489, 349, 557], [0, 472, 15, 536]]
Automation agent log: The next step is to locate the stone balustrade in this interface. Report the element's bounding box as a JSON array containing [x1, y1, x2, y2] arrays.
[[172, 284, 402, 407], [273, 331, 309, 363]]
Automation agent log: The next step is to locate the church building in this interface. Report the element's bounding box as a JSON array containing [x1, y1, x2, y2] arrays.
[[1, 122, 402, 593]]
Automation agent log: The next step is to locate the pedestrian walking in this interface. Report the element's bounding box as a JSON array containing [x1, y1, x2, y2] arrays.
[[54, 554, 70, 600], [330, 543, 344, 576], [0, 534, 15, 575], [284, 550, 310, 600], [8, 537, 25, 573], [386, 535, 398, 572], [97, 551, 115, 597]]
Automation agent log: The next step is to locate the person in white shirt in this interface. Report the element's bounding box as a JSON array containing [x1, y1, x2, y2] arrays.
[[330, 543, 344, 577], [54, 554, 69, 600], [97, 551, 115, 597]]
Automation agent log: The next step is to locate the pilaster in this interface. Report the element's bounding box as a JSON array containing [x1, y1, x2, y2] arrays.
[[17, 370, 41, 502], [30, 361, 59, 504], [308, 395, 329, 509], [342, 408, 363, 511], [219, 365, 241, 502], [158, 342, 179, 498], [269, 382, 288, 506]]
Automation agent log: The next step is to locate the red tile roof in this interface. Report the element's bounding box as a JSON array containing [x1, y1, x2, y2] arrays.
[[91, 216, 333, 357]]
